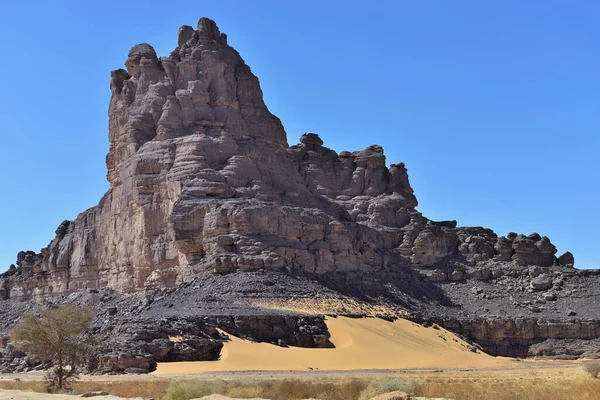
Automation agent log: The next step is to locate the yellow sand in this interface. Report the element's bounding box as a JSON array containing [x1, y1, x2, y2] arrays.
[[154, 317, 511, 375]]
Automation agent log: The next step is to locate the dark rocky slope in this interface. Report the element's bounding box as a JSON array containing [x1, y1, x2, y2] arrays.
[[1, 17, 598, 373]]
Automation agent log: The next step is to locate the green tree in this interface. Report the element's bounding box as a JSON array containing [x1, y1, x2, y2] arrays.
[[11, 304, 94, 391]]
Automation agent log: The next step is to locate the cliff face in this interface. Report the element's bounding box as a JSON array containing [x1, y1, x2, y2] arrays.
[[438, 318, 600, 358], [0, 19, 572, 300], [3, 18, 427, 299], [0, 18, 596, 368]]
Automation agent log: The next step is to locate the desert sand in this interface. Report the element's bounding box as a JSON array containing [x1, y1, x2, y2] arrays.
[[0, 390, 141, 400], [0, 392, 267, 400], [154, 316, 510, 375]]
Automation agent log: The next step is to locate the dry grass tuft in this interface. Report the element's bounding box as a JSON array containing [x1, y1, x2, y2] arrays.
[[0, 380, 47, 393], [0, 379, 171, 398], [162, 378, 376, 400], [163, 379, 228, 400], [356, 378, 421, 400], [413, 376, 600, 400], [583, 360, 600, 378], [73, 380, 171, 398]]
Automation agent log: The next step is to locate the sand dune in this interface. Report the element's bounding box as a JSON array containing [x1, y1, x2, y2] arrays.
[[154, 317, 510, 375]]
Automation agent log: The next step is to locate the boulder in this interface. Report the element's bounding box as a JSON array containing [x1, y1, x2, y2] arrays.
[[494, 236, 513, 261], [512, 234, 557, 267], [530, 275, 553, 291], [543, 293, 557, 301], [80, 392, 109, 398], [299, 132, 323, 149], [411, 227, 459, 267], [558, 251, 575, 267], [468, 268, 492, 281]]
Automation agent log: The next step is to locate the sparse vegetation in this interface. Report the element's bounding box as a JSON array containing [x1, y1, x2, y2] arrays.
[[358, 378, 421, 400], [163, 379, 228, 400], [2, 368, 600, 400], [412, 376, 600, 400], [162, 378, 374, 400], [10, 304, 94, 391], [0, 379, 171, 399]]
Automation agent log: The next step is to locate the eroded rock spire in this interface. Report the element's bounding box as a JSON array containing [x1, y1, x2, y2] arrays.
[[1, 18, 572, 302]]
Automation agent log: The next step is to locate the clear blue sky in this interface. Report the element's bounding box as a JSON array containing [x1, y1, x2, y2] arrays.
[[0, 1, 598, 270]]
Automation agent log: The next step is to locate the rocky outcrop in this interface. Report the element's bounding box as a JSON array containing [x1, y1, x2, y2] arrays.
[[436, 318, 600, 358], [0, 17, 575, 303], [558, 251, 575, 268], [0, 271, 340, 374], [93, 314, 331, 374], [1, 16, 597, 370], [415, 266, 600, 357], [2, 18, 421, 300]]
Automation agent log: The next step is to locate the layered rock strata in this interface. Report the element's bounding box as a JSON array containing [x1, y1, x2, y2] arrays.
[[437, 318, 600, 358], [0, 18, 575, 302]]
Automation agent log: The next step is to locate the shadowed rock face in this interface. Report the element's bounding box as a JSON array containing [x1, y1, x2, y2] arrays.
[[0, 18, 574, 301]]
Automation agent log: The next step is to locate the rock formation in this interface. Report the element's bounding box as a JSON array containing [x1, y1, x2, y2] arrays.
[[0, 17, 598, 373], [0, 17, 577, 302]]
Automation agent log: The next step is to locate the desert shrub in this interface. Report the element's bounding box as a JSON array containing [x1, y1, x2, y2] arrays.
[[11, 304, 94, 392], [335, 378, 369, 400], [72, 380, 170, 399], [414, 376, 600, 400], [270, 378, 326, 399], [163, 378, 367, 400], [224, 379, 269, 398], [358, 378, 421, 400], [583, 360, 600, 378], [268, 378, 368, 400], [225, 385, 264, 398], [0, 380, 47, 393], [163, 379, 229, 400]]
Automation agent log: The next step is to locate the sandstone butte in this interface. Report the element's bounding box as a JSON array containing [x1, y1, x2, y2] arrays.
[[1, 17, 599, 374]]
